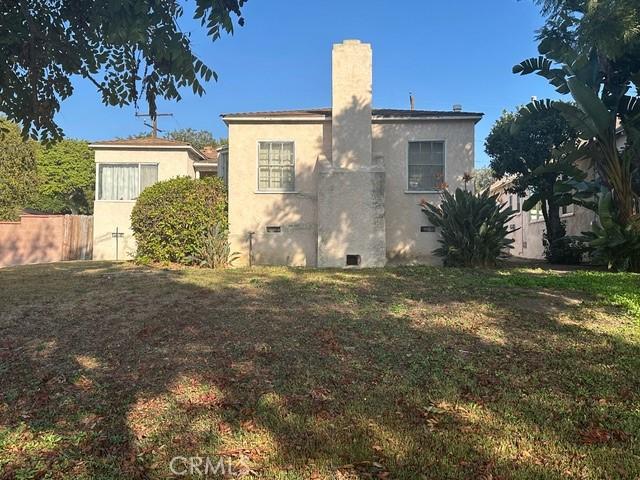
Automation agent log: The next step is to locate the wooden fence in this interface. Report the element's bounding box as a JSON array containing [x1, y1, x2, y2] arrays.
[[0, 214, 93, 268]]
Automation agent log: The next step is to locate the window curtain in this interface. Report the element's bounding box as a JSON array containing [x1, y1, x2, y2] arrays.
[[99, 164, 139, 200], [258, 142, 295, 191], [140, 164, 158, 193]]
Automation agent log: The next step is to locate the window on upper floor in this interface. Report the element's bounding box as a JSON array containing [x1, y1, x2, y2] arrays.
[[97, 163, 158, 200], [407, 141, 445, 191], [258, 141, 295, 191], [561, 203, 575, 216], [529, 201, 544, 222]]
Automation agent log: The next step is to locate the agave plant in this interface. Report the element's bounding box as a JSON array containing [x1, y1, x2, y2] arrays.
[[421, 188, 517, 267], [186, 224, 239, 269]]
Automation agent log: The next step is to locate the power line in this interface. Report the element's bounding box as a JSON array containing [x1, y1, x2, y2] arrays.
[[134, 112, 173, 138]]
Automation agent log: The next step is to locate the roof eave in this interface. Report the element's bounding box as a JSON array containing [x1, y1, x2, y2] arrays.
[[88, 143, 207, 160]]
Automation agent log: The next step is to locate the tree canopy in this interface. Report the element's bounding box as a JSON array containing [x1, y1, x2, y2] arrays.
[[1, 0, 246, 141], [485, 107, 580, 263], [165, 128, 227, 150], [0, 120, 38, 220], [30, 140, 95, 215], [513, 0, 640, 270]]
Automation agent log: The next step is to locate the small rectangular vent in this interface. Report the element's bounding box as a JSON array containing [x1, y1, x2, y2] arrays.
[[420, 226, 436, 233], [346, 254, 361, 266], [266, 226, 281, 233]]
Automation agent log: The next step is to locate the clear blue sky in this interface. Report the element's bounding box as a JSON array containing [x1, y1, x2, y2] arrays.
[[58, 0, 561, 167]]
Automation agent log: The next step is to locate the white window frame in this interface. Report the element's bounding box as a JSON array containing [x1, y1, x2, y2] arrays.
[[95, 162, 159, 202], [255, 140, 296, 193], [405, 139, 446, 193], [561, 203, 575, 217], [529, 201, 545, 224]]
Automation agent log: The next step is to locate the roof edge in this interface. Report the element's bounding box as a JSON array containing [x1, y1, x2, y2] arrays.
[[89, 143, 207, 160]]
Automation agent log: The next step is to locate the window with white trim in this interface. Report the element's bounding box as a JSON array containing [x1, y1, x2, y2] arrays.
[[258, 142, 295, 191], [408, 141, 444, 191], [561, 204, 575, 216], [529, 201, 544, 222], [97, 163, 158, 200]]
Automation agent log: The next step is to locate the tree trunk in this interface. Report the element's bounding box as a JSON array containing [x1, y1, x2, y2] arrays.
[[545, 200, 564, 245]]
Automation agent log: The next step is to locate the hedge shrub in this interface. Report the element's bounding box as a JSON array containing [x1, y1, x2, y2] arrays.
[[131, 176, 227, 263]]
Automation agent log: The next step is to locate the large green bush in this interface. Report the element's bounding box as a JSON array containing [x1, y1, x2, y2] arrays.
[[131, 176, 227, 263], [421, 188, 516, 267]]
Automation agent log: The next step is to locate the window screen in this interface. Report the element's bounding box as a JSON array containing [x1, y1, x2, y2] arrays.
[[408, 141, 444, 191]]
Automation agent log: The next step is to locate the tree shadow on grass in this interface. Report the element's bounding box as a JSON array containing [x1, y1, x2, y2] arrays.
[[0, 262, 638, 479]]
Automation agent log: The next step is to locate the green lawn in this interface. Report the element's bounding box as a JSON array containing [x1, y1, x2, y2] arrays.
[[0, 262, 639, 479]]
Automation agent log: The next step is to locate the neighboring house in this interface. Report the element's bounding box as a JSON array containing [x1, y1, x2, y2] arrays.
[[490, 177, 596, 259], [489, 127, 627, 260], [222, 39, 483, 267], [90, 138, 215, 260]]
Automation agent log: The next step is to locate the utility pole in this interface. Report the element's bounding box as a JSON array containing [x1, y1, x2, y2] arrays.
[[135, 112, 173, 138]]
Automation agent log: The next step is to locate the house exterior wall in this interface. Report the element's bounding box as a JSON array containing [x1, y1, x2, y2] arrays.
[[227, 122, 330, 267], [373, 120, 475, 263], [227, 118, 477, 267], [497, 190, 596, 260], [92, 148, 197, 260]]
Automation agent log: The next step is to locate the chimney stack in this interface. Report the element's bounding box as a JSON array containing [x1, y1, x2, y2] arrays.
[[331, 39, 372, 169], [453, 104, 462, 112], [410, 93, 415, 111]]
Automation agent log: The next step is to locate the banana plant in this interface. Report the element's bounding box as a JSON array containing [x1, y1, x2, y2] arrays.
[[512, 43, 640, 269]]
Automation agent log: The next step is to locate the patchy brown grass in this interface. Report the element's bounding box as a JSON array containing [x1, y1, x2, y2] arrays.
[[0, 262, 639, 479]]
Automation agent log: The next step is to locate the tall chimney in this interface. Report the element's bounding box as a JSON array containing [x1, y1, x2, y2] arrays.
[[331, 39, 372, 169], [319, 40, 386, 268], [410, 92, 415, 111]]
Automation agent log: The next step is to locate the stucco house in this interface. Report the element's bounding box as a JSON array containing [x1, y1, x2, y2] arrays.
[[90, 138, 219, 260], [222, 39, 483, 267], [489, 128, 626, 260], [490, 177, 596, 259]]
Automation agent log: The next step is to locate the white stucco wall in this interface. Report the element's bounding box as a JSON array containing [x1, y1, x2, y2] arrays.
[[227, 117, 477, 267], [227, 122, 330, 267], [374, 119, 475, 263], [92, 148, 198, 260]]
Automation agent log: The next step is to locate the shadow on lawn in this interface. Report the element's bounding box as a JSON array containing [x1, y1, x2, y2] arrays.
[[0, 263, 638, 479]]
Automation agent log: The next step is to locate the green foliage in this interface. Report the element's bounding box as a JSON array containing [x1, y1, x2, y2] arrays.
[[0, 120, 38, 220], [421, 188, 517, 267], [29, 140, 95, 214], [472, 167, 496, 192], [165, 129, 227, 151], [579, 191, 640, 271], [1, 1, 246, 140], [131, 176, 227, 264], [515, 0, 640, 271], [485, 107, 579, 262], [186, 224, 239, 268], [543, 222, 585, 264]]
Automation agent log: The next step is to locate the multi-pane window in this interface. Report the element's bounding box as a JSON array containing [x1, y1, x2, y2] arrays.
[[98, 163, 158, 200], [529, 201, 544, 222], [258, 142, 295, 191], [407, 141, 445, 191]]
